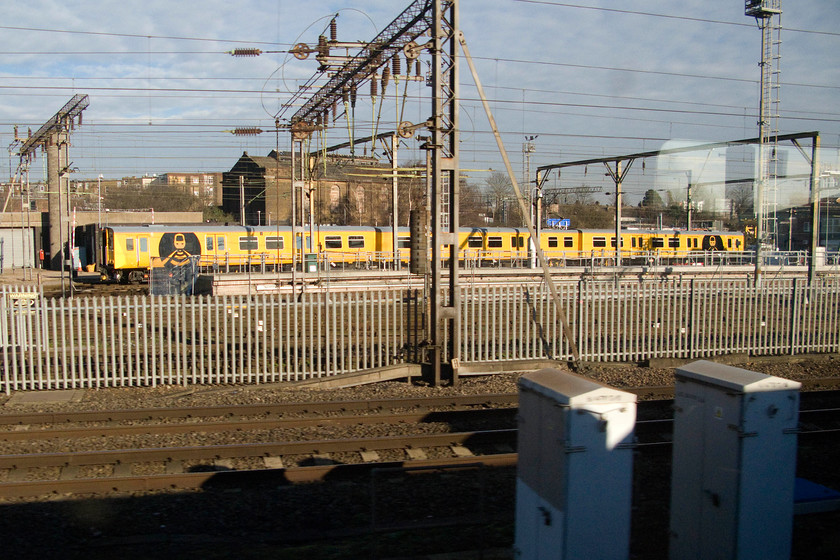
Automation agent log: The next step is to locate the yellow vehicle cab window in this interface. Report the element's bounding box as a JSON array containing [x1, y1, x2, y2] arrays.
[[126, 238, 134, 251], [205, 236, 214, 251]]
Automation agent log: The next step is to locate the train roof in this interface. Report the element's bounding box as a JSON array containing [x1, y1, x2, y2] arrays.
[[103, 224, 742, 236]]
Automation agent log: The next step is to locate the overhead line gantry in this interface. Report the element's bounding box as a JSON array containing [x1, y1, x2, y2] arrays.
[[284, 1, 460, 386], [15, 94, 89, 286]]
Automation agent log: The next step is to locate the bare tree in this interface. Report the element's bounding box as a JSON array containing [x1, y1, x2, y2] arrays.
[[483, 171, 522, 225], [728, 182, 755, 220]]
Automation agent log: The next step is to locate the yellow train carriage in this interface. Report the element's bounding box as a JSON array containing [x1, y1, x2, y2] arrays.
[[101, 225, 299, 281], [313, 226, 379, 267], [374, 227, 411, 265], [100, 224, 746, 281], [638, 229, 744, 258], [457, 227, 531, 265]]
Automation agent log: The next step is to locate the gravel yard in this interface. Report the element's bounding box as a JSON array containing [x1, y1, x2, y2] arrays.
[[0, 355, 838, 559], [2, 355, 838, 415]]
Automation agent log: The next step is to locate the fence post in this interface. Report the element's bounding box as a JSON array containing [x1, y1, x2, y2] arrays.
[[789, 278, 799, 355], [688, 278, 696, 359]]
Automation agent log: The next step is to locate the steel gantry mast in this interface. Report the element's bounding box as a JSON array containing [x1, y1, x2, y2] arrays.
[[287, 1, 461, 386]]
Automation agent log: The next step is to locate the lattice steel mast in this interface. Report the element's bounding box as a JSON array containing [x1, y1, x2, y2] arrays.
[[287, 1, 460, 385], [745, 0, 782, 282]]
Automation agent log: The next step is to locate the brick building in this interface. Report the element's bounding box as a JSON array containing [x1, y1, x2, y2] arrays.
[[222, 151, 421, 227]]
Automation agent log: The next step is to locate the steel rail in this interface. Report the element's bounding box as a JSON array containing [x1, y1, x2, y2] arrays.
[[0, 453, 519, 499], [0, 407, 516, 442], [0, 393, 518, 426], [0, 428, 517, 469]]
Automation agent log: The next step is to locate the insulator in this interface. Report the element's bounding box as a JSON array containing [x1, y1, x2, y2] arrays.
[[317, 35, 328, 58], [381, 65, 390, 93], [350, 84, 357, 108], [332, 101, 338, 121], [232, 127, 263, 136], [330, 18, 337, 41], [370, 76, 378, 98], [392, 57, 401, 77], [342, 87, 349, 104], [415, 60, 422, 77], [231, 48, 262, 57]]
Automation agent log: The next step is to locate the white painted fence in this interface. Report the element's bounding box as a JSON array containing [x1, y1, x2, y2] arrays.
[[2, 277, 839, 392]]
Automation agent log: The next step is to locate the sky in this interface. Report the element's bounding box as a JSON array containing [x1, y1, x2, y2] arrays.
[[1, 0, 838, 207]]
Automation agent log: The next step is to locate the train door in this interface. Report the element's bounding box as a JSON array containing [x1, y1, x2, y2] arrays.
[[203, 233, 225, 268], [295, 233, 312, 268], [137, 236, 150, 268], [513, 232, 529, 265]]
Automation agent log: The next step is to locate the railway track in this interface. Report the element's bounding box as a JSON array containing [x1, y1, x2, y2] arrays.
[[1, 388, 838, 500]]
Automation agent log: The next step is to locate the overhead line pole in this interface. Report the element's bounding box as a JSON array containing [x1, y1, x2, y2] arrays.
[[459, 30, 580, 366]]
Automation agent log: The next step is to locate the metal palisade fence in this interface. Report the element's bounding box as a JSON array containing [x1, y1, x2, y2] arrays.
[[1, 277, 839, 393]]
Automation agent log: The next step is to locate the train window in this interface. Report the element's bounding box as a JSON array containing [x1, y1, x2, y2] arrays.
[[564, 236, 574, 248], [651, 238, 664, 248], [239, 236, 259, 251], [669, 237, 680, 248], [266, 236, 284, 250], [488, 236, 503, 248], [517, 236, 526, 248], [398, 237, 411, 248], [205, 236, 214, 251], [139, 238, 148, 252], [324, 236, 342, 249], [631, 238, 637, 248], [126, 238, 134, 251], [348, 236, 365, 248], [736, 239, 741, 249], [548, 237, 558, 248], [593, 237, 606, 248], [727, 239, 732, 249], [468, 236, 483, 248], [217, 236, 225, 251]]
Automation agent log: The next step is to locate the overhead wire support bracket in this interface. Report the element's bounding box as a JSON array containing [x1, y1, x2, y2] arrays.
[[286, 0, 435, 128], [18, 94, 89, 158]]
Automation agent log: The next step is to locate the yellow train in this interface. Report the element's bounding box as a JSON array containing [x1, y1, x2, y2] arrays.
[[98, 224, 745, 282]]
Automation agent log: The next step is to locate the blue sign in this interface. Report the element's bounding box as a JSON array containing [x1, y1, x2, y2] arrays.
[[546, 218, 570, 229]]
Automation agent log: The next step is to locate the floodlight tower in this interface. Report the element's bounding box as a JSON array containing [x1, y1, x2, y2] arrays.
[[745, 0, 782, 282]]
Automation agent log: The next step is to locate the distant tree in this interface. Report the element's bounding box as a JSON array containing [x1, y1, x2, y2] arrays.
[[104, 183, 204, 213], [640, 189, 664, 207], [551, 202, 613, 229], [483, 171, 524, 225], [203, 206, 236, 223], [460, 181, 489, 227], [728, 182, 755, 220]]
